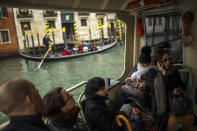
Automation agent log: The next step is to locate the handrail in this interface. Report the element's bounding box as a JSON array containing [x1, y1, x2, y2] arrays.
[[66, 81, 87, 92], [0, 121, 9, 131]]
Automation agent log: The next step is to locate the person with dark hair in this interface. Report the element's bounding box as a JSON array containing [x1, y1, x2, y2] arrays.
[[84, 77, 123, 131], [42, 87, 88, 131], [43, 34, 52, 53], [127, 45, 152, 81], [121, 46, 153, 109], [0, 77, 50, 131], [149, 49, 194, 131]]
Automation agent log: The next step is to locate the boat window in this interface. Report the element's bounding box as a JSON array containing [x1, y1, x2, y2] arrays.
[[145, 12, 183, 63]]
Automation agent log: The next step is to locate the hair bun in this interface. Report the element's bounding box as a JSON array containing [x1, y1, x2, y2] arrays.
[[141, 46, 151, 55]]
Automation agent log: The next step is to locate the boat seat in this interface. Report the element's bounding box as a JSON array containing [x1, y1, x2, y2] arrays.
[[172, 64, 192, 96], [77, 91, 87, 124]]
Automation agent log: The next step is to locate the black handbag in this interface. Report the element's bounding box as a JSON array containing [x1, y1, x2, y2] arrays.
[[168, 94, 193, 115], [120, 85, 144, 101]]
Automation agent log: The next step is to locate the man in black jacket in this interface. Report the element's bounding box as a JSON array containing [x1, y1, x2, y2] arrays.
[[0, 77, 50, 131], [84, 77, 120, 131], [43, 34, 52, 53]]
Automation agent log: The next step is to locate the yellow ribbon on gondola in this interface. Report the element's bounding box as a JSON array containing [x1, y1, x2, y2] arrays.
[[116, 115, 132, 131]]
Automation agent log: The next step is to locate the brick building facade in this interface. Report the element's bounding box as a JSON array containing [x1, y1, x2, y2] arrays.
[[0, 8, 18, 58]]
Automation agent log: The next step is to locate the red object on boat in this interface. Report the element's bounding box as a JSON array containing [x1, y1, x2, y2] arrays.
[[137, 18, 143, 36], [182, 11, 194, 24], [62, 50, 71, 56]]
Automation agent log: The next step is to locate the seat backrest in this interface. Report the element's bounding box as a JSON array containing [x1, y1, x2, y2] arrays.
[[77, 91, 87, 124], [172, 64, 192, 96]]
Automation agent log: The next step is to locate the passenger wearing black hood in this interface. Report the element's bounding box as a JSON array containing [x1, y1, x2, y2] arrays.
[[84, 77, 121, 131]]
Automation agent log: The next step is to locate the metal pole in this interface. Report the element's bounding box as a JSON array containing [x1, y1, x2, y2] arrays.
[[108, 24, 112, 43], [51, 27, 56, 53], [62, 26, 67, 48], [36, 30, 41, 55], [122, 23, 125, 44], [118, 20, 123, 44], [102, 28, 104, 43], [89, 26, 92, 41], [31, 31, 36, 55], [22, 29, 27, 54], [25, 32, 30, 55]]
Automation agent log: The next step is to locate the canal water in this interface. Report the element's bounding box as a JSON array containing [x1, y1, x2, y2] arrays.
[[0, 43, 125, 124]]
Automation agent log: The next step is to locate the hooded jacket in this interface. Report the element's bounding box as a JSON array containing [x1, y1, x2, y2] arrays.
[[84, 91, 119, 131]]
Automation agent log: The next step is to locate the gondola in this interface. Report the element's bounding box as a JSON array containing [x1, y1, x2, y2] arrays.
[[19, 40, 117, 62]]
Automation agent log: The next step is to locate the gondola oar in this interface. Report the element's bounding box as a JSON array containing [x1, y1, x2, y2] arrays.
[[34, 44, 52, 70]]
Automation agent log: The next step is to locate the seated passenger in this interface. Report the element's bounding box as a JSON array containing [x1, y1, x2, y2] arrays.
[[0, 77, 50, 131], [78, 44, 83, 53], [62, 48, 71, 56], [42, 87, 88, 131], [119, 46, 153, 110], [126, 46, 152, 82], [90, 41, 98, 51], [84, 77, 125, 131]]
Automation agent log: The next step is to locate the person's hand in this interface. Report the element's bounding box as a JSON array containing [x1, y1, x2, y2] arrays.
[[132, 107, 141, 114], [157, 62, 166, 75], [125, 78, 133, 85], [137, 80, 145, 89], [173, 87, 184, 95]]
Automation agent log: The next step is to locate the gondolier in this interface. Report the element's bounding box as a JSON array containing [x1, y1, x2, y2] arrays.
[[43, 34, 52, 53]]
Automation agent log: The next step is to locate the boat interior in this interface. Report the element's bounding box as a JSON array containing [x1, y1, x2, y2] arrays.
[[0, 0, 197, 130]]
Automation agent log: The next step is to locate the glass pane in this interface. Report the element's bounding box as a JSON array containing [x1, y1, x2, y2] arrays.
[[1, 31, 9, 42], [169, 14, 182, 40], [170, 39, 183, 63], [145, 17, 153, 34]]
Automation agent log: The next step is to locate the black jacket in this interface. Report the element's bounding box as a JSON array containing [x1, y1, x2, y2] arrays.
[[43, 36, 51, 47], [5, 114, 50, 131], [48, 119, 88, 131], [84, 93, 119, 131]]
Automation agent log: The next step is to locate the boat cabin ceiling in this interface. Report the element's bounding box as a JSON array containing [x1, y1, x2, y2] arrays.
[[1, 0, 197, 106], [0, 0, 132, 12]]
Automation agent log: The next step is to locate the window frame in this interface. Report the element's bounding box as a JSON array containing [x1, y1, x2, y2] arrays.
[[144, 11, 183, 64], [20, 22, 31, 30], [47, 20, 56, 29], [0, 7, 8, 18], [81, 18, 87, 27], [0, 29, 11, 44]]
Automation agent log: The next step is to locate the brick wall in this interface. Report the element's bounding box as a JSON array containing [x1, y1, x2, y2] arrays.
[[0, 8, 18, 58]]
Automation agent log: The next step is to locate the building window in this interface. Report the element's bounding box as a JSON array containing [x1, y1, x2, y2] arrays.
[[47, 20, 56, 28], [21, 22, 31, 30], [19, 9, 28, 14], [0, 30, 10, 43], [145, 12, 183, 63], [98, 18, 104, 25], [0, 7, 8, 18], [158, 17, 162, 25], [17, 8, 32, 18], [148, 17, 152, 26], [81, 19, 87, 26]]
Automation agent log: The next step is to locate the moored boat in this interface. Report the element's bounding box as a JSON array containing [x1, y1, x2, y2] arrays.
[[19, 40, 117, 61]]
